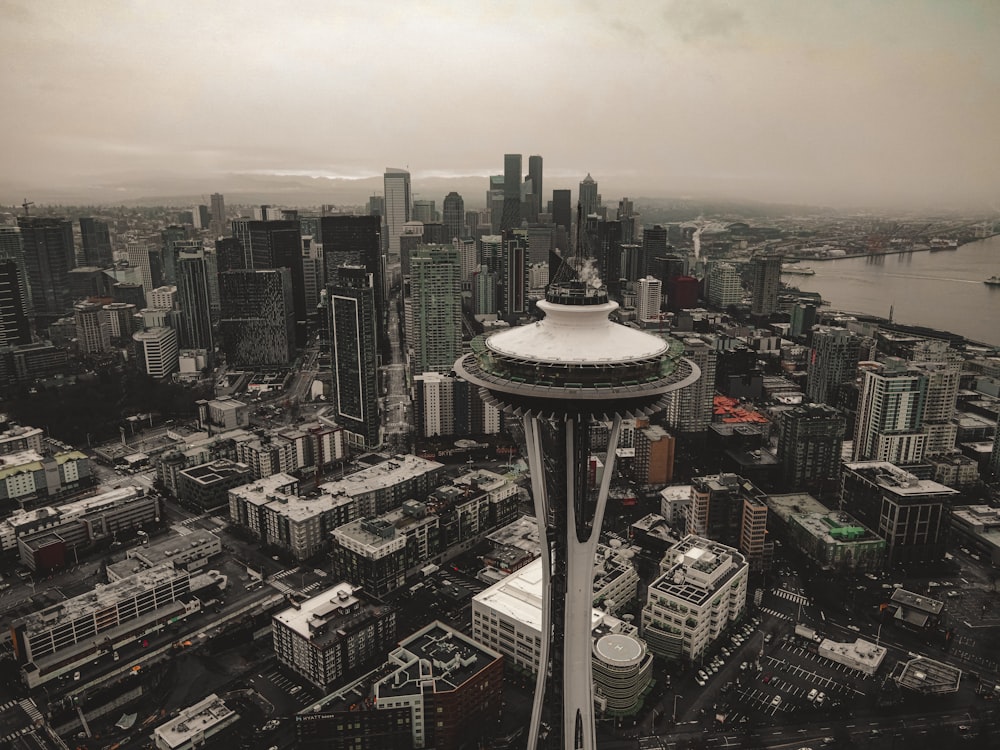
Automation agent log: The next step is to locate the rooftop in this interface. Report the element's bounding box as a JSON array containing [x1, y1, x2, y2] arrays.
[[375, 621, 501, 699], [317, 454, 444, 498], [890, 588, 944, 616], [650, 534, 747, 607], [272, 582, 391, 648], [15, 563, 188, 634], [843, 461, 960, 498], [894, 656, 962, 695], [154, 694, 238, 749]]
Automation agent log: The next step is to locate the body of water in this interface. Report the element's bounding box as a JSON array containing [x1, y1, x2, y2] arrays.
[[783, 235, 1000, 347]]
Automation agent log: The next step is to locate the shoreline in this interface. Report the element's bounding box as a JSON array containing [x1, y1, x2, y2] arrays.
[[785, 233, 998, 262]]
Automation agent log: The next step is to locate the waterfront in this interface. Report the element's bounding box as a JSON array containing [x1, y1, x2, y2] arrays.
[[784, 235, 1000, 347]]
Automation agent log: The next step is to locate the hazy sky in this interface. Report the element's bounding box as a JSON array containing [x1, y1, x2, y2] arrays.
[[2, 0, 998, 208]]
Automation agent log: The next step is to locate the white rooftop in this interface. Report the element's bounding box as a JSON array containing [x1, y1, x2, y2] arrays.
[[487, 298, 668, 365]]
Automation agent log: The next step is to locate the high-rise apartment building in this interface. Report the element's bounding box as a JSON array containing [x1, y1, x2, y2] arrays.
[[853, 360, 928, 465], [329, 266, 381, 449], [502, 232, 528, 318], [636, 275, 662, 322], [916, 360, 961, 455], [807, 327, 864, 406], [18, 216, 74, 323], [749, 254, 781, 317], [662, 335, 715, 434], [384, 167, 411, 259], [73, 301, 111, 354], [0, 259, 31, 347], [79, 217, 113, 268], [442, 191, 465, 241], [777, 403, 846, 497], [175, 247, 215, 356], [218, 269, 295, 367], [132, 326, 179, 378], [409, 245, 462, 374]]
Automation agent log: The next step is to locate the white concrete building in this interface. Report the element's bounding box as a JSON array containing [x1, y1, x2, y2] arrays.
[[154, 694, 238, 750], [641, 534, 749, 662], [472, 558, 653, 715]]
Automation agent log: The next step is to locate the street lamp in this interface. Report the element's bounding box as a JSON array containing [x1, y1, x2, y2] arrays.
[[876, 623, 883, 647], [673, 694, 683, 723]]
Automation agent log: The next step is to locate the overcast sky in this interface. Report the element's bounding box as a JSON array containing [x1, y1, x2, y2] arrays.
[[2, 0, 998, 209]]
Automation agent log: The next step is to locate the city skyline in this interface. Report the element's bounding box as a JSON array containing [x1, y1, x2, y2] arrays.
[[1, 1, 998, 210]]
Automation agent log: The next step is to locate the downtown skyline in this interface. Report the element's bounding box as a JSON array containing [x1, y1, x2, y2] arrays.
[[1, 0, 998, 211]]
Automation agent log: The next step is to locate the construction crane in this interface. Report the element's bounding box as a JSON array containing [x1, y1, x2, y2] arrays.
[[21, 198, 34, 216]]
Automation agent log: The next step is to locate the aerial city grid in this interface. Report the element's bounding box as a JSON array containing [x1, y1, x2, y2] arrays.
[[2, 3, 1000, 750]]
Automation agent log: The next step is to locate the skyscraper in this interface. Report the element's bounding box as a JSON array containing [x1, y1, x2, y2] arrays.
[[329, 266, 381, 449], [442, 192, 465, 241], [133, 327, 179, 379], [219, 269, 295, 367], [209, 193, 227, 237], [0, 259, 30, 347], [853, 360, 928, 465], [706, 262, 742, 308], [125, 239, 157, 303], [455, 282, 697, 750], [500, 154, 522, 231], [807, 326, 864, 406], [175, 247, 215, 357], [17, 216, 74, 323], [79, 218, 113, 268], [409, 245, 462, 374], [750, 254, 782, 317], [319, 215, 386, 355], [579, 173, 599, 218], [528, 155, 543, 219], [0, 228, 31, 325], [384, 168, 411, 259], [552, 189, 572, 238]]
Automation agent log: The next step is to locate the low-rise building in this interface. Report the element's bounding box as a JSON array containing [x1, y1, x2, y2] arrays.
[[228, 455, 445, 561], [952, 505, 1000, 565], [0, 449, 93, 512], [374, 622, 503, 750], [330, 470, 519, 597], [272, 582, 396, 691], [641, 534, 749, 662], [176, 459, 252, 511], [472, 558, 653, 717], [196, 397, 249, 432], [11, 563, 195, 688], [106, 528, 221, 581], [766, 493, 885, 573], [11, 487, 160, 572], [817, 638, 887, 676], [889, 588, 944, 630], [154, 694, 239, 750]]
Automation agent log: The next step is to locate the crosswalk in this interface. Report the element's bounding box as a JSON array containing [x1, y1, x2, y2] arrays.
[[761, 607, 791, 620], [20, 699, 42, 723], [773, 588, 809, 606], [172, 523, 192, 537], [0, 698, 40, 744], [300, 582, 322, 595]]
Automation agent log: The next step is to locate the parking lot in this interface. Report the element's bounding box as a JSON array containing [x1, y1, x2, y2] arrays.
[[249, 667, 321, 714]]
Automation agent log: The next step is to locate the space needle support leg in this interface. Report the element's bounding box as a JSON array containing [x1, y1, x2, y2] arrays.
[[523, 413, 552, 750]]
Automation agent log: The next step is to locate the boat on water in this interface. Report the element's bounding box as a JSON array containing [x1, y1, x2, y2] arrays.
[[781, 264, 815, 275], [930, 238, 959, 251], [985, 276, 1000, 286]]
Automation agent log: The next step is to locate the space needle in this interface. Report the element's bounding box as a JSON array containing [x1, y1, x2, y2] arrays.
[[455, 280, 699, 750]]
